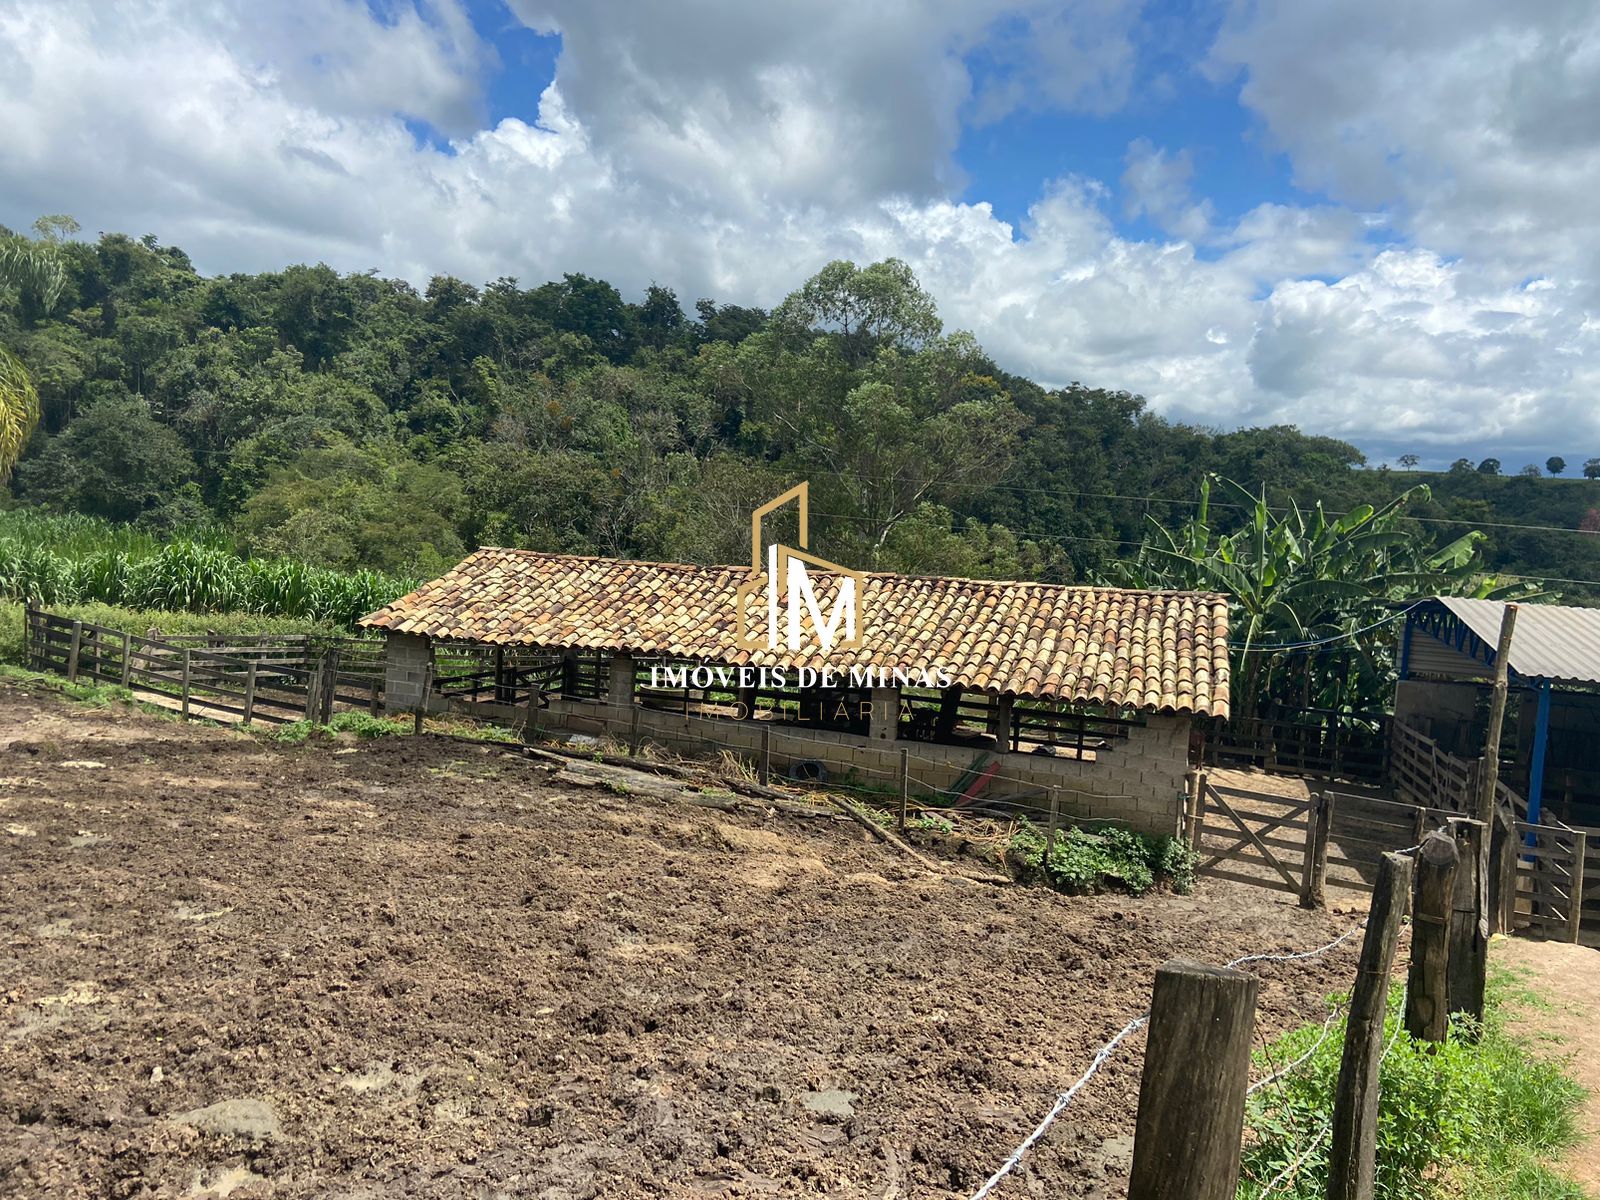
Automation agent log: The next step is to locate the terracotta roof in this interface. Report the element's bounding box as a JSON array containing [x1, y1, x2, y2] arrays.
[[361, 549, 1231, 716]]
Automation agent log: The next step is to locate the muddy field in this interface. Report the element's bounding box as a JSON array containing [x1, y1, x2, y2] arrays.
[[2, 680, 1370, 1199]]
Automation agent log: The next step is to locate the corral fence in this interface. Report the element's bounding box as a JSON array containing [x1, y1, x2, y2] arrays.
[[1204, 707, 1389, 786], [1190, 718, 1593, 942], [24, 607, 385, 726]]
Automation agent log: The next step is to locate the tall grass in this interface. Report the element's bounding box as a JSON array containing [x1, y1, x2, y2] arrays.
[[1239, 967, 1588, 1200], [0, 510, 412, 626]]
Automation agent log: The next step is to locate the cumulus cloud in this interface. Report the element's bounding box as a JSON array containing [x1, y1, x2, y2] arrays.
[[0, 0, 1594, 463]]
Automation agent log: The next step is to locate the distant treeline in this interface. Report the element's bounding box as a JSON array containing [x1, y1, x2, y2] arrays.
[[2, 226, 1597, 600]]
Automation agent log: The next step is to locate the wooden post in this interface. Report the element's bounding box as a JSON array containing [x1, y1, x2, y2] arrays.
[[1475, 603, 1518, 829], [1473, 604, 1518, 937], [180, 649, 192, 719], [369, 681, 381, 716], [1567, 830, 1587, 944], [629, 705, 641, 756], [1445, 818, 1486, 1034], [1488, 811, 1517, 935], [1405, 830, 1458, 1043], [1300, 791, 1334, 910], [1128, 960, 1259, 1200], [320, 651, 337, 723], [759, 723, 772, 785], [897, 746, 909, 833], [1410, 805, 1427, 848], [119, 631, 133, 688], [66, 620, 83, 682], [243, 662, 258, 726], [1328, 850, 1413, 1200], [413, 662, 432, 735], [1044, 786, 1061, 859], [1185, 770, 1205, 850]]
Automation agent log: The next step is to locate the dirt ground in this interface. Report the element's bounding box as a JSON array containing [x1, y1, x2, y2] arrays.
[[2, 681, 1371, 1200], [1494, 938, 1600, 1189]]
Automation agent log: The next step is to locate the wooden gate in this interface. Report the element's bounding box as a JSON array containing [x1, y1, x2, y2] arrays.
[[1509, 822, 1588, 943], [1192, 781, 1315, 896]]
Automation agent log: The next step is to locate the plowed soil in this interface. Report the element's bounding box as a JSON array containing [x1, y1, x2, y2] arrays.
[[1, 680, 1367, 1199]]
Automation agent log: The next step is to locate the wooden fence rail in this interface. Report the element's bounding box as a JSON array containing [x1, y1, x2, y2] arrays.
[[24, 608, 384, 727]]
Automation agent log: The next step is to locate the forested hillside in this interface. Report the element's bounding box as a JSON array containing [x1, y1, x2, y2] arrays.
[[2, 220, 1598, 600]]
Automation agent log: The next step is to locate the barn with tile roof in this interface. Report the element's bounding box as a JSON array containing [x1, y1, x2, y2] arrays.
[[362, 548, 1231, 836]]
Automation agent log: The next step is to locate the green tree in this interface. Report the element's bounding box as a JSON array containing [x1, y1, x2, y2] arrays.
[[13, 392, 199, 522], [736, 260, 1025, 564], [1585, 458, 1600, 480], [1546, 455, 1566, 475], [236, 441, 464, 575], [1477, 457, 1501, 475], [1398, 453, 1420, 470]]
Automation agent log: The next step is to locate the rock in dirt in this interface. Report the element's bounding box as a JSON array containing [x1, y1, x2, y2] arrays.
[[171, 1098, 280, 1140], [800, 1089, 858, 1119], [58, 760, 108, 770]]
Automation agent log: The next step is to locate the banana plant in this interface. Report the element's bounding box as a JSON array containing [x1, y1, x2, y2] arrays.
[[1108, 475, 1545, 720]]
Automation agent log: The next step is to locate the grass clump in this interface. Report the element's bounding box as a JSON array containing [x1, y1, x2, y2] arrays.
[[271, 712, 412, 744], [1239, 967, 1588, 1200], [1006, 819, 1196, 896]]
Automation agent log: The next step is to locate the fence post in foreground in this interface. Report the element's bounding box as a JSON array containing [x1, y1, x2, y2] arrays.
[[180, 648, 193, 720], [759, 723, 772, 785], [1405, 830, 1458, 1043], [897, 746, 909, 833], [66, 620, 83, 682], [1128, 960, 1258, 1200], [629, 705, 641, 756], [1445, 818, 1486, 1032], [1044, 786, 1061, 858], [1328, 850, 1413, 1200], [1300, 791, 1335, 909], [119, 631, 133, 688], [243, 662, 258, 726]]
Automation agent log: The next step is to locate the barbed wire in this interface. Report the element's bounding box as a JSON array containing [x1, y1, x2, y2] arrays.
[[1247, 1002, 1344, 1097], [1251, 986, 1410, 1200], [966, 838, 1432, 1200]]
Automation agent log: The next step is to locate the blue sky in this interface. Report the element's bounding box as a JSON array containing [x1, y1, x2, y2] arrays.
[[1, 0, 1595, 471]]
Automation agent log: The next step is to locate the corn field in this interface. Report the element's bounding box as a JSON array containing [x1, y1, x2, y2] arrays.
[[0, 511, 412, 627]]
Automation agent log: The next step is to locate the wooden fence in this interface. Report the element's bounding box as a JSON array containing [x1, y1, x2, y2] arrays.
[[25, 608, 385, 726], [1205, 709, 1389, 785]]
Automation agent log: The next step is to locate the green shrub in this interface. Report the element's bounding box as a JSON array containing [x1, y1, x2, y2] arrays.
[[1007, 819, 1196, 896], [1240, 970, 1587, 1200]]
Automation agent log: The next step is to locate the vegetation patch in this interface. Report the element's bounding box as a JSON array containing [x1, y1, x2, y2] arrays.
[[0, 511, 410, 626], [1006, 819, 1197, 896], [1239, 967, 1589, 1200]]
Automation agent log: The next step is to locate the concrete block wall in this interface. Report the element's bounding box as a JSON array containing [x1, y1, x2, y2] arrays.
[[383, 633, 432, 713], [536, 696, 1190, 837]]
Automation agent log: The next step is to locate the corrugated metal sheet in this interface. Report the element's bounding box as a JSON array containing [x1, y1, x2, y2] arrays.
[[1404, 623, 1487, 681], [1433, 598, 1600, 686]]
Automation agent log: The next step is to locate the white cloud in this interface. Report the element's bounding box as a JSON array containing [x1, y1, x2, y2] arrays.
[[0, 0, 1595, 464], [1121, 138, 1214, 242]]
